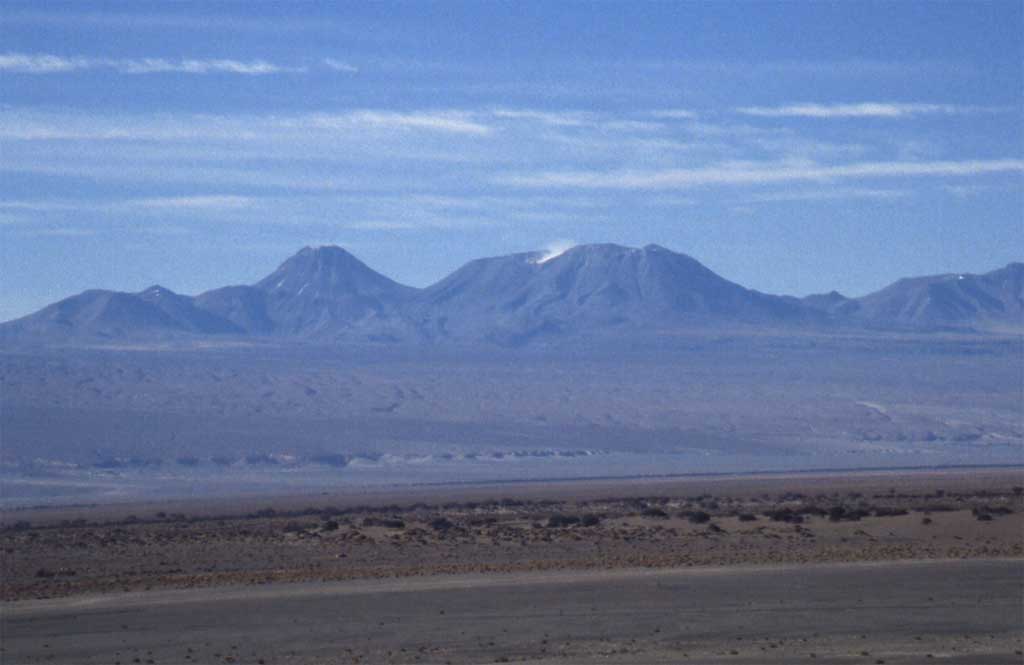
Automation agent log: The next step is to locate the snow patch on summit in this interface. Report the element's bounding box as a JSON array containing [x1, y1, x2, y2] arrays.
[[535, 239, 576, 264]]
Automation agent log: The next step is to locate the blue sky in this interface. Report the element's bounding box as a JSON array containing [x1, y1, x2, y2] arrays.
[[1, 1, 1021, 321]]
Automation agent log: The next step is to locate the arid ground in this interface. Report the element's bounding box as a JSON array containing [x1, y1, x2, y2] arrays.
[[2, 469, 1023, 664]]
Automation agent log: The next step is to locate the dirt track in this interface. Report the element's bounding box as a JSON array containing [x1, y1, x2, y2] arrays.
[[4, 559, 1023, 664]]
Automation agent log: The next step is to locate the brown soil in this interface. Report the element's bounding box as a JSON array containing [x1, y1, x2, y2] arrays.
[[3, 470, 1022, 601]]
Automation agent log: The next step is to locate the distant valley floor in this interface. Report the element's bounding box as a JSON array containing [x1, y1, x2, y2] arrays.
[[2, 332, 1022, 505]]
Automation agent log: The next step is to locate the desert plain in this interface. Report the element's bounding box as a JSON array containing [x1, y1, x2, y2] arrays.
[[2, 469, 1022, 664]]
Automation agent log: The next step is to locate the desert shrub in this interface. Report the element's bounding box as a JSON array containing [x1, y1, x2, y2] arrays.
[[322, 520, 340, 531], [825, 505, 868, 521], [764, 508, 803, 524], [683, 510, 711, 524], [11, 521, 32, 531], [546, 514, 581, 528], [641, 507, 669, 519], [921, 517, 932, 525], [707, 523, 724, 533], [971, 506, 1011, 521], [429, 517, 454, 531], [282, 522, 307, 533], [362, 517, 405, 529], [737, 513, 758, 522], [580, 514, 602, 527], [873, 507, 908, 517]]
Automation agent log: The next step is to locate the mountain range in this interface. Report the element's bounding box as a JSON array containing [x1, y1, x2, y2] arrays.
[[3, 244, 1021, 346]]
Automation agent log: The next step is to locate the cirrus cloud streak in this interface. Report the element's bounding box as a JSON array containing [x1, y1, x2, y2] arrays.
[[736, 102, 998, 118], [499, 159, 1024, 190], [0, 52, 300, 75]]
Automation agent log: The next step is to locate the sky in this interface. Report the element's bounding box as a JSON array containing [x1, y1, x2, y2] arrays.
[[1, 1, 1022, 321]]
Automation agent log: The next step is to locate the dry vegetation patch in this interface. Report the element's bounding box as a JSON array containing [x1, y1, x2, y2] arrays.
[[3, 479, 1022, 600]]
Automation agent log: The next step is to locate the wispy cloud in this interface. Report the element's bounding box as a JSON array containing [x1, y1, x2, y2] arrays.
[[0, 195, 257, 213], [0, 52, 300, 75], [0, 200, 85, 212], [736, 102, 993, 119], [492, 109, 664, 133], [491, 109, 594, 127], [648, 109, 699, 120], [126, 195, 255, 210], [499, 159, 1024, 189], [346, 212, 498, 231], [0, 109, 495, 141], [17, 227, 97, 237], [123, 58, 297, 75], [306, 111, 492, 135], [941, 184, 1016, 199], [345, 220, 421, 230], [323, 58, 358, 73], [750, 187, 910, 203]]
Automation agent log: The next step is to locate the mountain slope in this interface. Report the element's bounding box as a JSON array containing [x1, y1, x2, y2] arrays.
[[193, 285, 275, 334], [250, 245, 418, 337], [137, 285, 243, 334], [845, 262, 1024, 329], [414, 243, 813, 343], [0, 286, 240, 342], [802, 290, 856, 316]]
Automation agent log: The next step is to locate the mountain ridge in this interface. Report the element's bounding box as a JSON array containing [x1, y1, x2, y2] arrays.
[[2, 244, 1021, 346]]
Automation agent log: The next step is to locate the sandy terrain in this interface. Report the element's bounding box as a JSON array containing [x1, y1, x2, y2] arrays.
[[3, 560, 1022, 664], [3, 470, 1022, 601], [2, 470, 1022, 664]]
